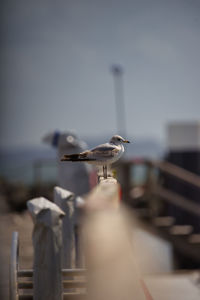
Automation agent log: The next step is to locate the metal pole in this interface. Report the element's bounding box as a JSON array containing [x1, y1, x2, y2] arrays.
[[111, 65, 126, 137]]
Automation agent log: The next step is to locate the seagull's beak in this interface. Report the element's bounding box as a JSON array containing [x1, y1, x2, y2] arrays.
[[123, 140, 130, 143]]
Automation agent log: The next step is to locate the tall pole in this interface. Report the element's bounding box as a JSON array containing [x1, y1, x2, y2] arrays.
[[111, 65, 126, 138]]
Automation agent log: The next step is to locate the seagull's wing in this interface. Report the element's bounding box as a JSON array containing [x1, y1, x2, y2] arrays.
[[61, 143, 119, 162], [89, 143, 119, 161]]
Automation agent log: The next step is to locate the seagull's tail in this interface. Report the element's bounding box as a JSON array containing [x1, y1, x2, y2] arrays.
[[61, 152, 96, 162], [61, 154, 81, 161]]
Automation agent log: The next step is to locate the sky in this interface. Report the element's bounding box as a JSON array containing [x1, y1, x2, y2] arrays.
[[0, 0, 200, 147]]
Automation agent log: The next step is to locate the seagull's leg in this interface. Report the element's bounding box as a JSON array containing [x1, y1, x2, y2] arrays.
[[103, 165, 107, 179]]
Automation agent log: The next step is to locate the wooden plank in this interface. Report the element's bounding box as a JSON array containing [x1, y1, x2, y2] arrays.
[[137, 217, 200, 263], [153, 216, 175, 227], [18, 269, 86, 278], [19, 293, 87, 300], [153, 160, 200, 189], [154, 187, 200, 217], [188, 234, 200, 244], [62, 269, 86, 277], [170, 225, 193, 235], [63, 280, 86, 289], [19, 295, 32, 300], [18, 279, 86, 289], [63, 293, 87, 300], [18, 282, 32, 289], [18, 270, 32, 278]]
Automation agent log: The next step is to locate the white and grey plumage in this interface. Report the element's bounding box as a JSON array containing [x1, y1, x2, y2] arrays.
[[61, 135, 130, 178]]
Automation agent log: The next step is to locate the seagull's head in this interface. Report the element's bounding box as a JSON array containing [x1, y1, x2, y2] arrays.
[[110, 135, 130, 145]]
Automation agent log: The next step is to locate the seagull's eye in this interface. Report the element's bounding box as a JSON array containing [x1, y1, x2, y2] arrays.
[[67, 136, 74, 143], [118, 138, 121, 141]]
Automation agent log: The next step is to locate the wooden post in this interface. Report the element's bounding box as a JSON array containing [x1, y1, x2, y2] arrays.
[[145, 160, 162, 218], [54, 186, 76, 268], [74, 196, 85, 268], [9, 232, 19, 300], [54, 186, 85, 268], [27, 197, 65, 300], [82, 178, 146, 300], [116, 161, 132, 203]]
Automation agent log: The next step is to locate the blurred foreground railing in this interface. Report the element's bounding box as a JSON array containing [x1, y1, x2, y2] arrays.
[[9, 178, 151, 300], [9, 230, 86, 300]]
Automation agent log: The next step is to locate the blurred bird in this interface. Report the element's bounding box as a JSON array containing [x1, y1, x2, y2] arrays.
[[61, 135, 130, 179]]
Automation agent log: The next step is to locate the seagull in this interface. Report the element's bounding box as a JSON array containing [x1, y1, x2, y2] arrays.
[[61, 135, 130, 179]]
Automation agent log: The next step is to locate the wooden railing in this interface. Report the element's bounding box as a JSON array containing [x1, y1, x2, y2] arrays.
[[153, 160, 200, 189], [116, 158, 200, 266], [10, 178, 153, 300], [115, 158, 200, 267], [9, 231, 87, 300], [117, 158, 200, 213]]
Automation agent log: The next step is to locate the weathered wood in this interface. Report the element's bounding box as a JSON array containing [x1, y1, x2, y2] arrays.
[[188, 234, 200, 244], [18, 268, 86, 278], [18, 280, 86, 290], [63, 294, 87, 300], [9, 231, 19, 300], [154, 186, 200, 217], [115, 162, 132, 203], [18, 282, 32, 289], [63, 280, 86, 289], [170, 225, 193, 235], [19, 294, 87, 300], [154, 160, 200, 189], [27, 197, 65, 300], [84, 178, 120, 211], [9, 230, 87, 300], [153, 216, 175, 227], [83, 178, 146, 300], [54, 186, 76, 268], [19, 296, 32, 300]]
